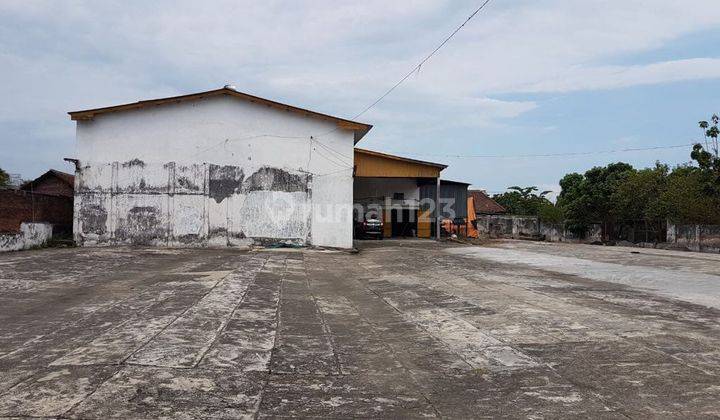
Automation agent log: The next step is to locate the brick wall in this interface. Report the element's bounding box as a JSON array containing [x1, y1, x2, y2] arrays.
[[0, 190, 73, 234]]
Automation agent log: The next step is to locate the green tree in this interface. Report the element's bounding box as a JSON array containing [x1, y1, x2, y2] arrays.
[[0, 167, 9, 188], [493, 186, 553, 216], [662, 165, 720, 224], [557, 172, 590, 234], [557, 163, 636, 237], [538, 201, 564, 224], [611, 162, 669, 223], [692, 114, 720, 195]]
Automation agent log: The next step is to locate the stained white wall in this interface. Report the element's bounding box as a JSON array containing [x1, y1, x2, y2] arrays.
[[0, 222, 53, 252], [74, 94, 356, 248]]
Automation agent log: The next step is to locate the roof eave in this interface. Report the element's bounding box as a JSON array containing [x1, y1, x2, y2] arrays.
[[354, 148, 448, 169]]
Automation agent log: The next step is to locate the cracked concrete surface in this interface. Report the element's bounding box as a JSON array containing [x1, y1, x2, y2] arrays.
[[1, 240, 720, 418]]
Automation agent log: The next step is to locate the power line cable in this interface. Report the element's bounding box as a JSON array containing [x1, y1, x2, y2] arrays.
[[300, 1, 496, 161], [351, 0, 494, 120], [312, 137, 354, 165], [312, 145, 353, 169], [386, 143, 695, 159], [177, 2, 495, 164]]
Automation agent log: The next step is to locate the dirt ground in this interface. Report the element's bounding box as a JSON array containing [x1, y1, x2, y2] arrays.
[[1, 240, 720, 418]]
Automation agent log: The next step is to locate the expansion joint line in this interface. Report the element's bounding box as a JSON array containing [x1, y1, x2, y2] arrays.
[[194, 257, 269, 368], [121, 269, 237, 366], [303, 255, 343, 376], [343, 268, 442, 418], [255, 255, 287, 418]]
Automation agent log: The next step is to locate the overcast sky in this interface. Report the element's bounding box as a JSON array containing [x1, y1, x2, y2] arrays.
[[2, 0, 719, 197]]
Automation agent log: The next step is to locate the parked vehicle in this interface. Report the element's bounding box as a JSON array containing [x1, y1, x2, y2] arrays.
[[355, 217, 383, 239]]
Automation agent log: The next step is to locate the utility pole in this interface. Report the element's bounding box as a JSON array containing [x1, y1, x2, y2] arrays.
[[435, 177, 441, 241]]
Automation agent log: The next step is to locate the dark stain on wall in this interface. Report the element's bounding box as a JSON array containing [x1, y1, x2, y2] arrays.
[[115, 206, 163, 245], [176, 176, 200, 191], [229, 231, 246, 239], [122, 158, 146, 168], [78, 162, 313, 246], [209, 227, 228, 236], [175, 233, 201, 244], [79, 203, 107, 235], [208, 165, 245, 203], [242, 167, 308, 193], [252, 237, 305, 247]]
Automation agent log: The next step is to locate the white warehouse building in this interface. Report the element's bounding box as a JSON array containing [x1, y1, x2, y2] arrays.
[[68, 86, 372, 249]]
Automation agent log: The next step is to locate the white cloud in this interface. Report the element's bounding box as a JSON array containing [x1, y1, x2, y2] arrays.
[[1, 0, 719, 179], [519, 58, 720, 93]]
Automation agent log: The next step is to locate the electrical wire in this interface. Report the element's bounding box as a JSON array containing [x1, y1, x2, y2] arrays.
[[312, 145, 353, 169], [312, 137, 354, 165], [171, 1, 496, 167], [385, 143, 695, 159], [351, 0, 494, 120]]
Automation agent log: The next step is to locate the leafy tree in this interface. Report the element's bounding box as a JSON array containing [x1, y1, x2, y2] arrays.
[[556, 163, 636, 237], [538, 201, 564, 224], [557, 172, 590, 234], [0, 167, 9, 188], [493, 186, 554, 216], [662, 165, 720, 224], [611, 162, 669, 223], [692, 114, 720, 195]]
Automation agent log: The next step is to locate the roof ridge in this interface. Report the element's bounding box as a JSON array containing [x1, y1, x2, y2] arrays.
[[68, 87, 373, 143]]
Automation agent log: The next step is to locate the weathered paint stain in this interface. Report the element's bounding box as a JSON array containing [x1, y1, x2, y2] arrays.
[[176, 176, 200, 192], [229, 231, 246, 239], [115, 206, 163, 245], [209, 227, 228, 236], [0, 222, 53, 252], [175, 234, 201, 244], [242, 167, 308, 194], [76, 161, 315, 248], [122, 158, 146, 168], [208, 165, 244, 204], [79, 204, 107, 235]]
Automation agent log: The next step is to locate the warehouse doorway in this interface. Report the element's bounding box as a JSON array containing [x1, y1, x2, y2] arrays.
[[391, 208, 417, 238]]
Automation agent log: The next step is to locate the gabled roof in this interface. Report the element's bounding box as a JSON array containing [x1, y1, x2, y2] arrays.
[[469, 190, 506, 214], [21, 169, 75, 191], [68, 86, 373, 143]]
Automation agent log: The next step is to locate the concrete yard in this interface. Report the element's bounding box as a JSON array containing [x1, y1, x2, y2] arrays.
[[1, 241, 720, 418]]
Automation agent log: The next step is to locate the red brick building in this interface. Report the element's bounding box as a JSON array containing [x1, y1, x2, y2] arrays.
[[20, 169, 74, 198], [0, 170, 74, 234]]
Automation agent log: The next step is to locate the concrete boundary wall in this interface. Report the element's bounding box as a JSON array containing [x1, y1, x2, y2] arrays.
[[476, 215, 602, 243], [0, 222, 53, 252], [667, 223, 720, 253]]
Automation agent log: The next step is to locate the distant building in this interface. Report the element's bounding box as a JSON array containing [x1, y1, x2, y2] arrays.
[[20, 169, 75, 198], [0, 169, 74, 235], [468, 190, 506, 215], [353, 148, 470, 238]]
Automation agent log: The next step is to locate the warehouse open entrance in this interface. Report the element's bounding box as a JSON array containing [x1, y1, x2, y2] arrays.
[[353, 148, 447, 240]]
